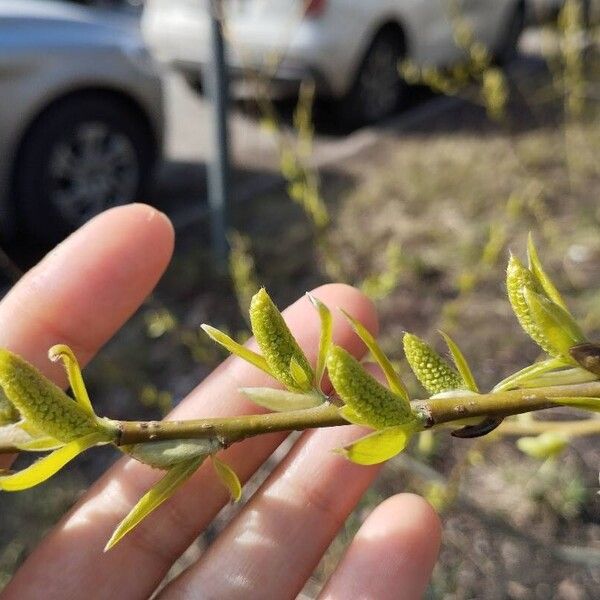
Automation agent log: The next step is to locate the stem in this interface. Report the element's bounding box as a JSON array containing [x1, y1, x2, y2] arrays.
[[117, 403, 344, 446], [117, 380, 600, 445], [2, 381, 600, 454]]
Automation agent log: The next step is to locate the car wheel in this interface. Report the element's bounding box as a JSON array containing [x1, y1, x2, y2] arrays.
[[337, 29, 406, 128], [495, 2, 525, 65], [14, 94, 157, 241]]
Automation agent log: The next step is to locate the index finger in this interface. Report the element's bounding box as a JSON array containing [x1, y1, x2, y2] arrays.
[[0, 203, 174, 473]]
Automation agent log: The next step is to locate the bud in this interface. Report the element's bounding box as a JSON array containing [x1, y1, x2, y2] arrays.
[[506, 255, 555, 354], [327, 345, 411, 428], [249, 289, 313, 391], [523, 288, 584, 357], [403, 333, 465, 395], [516, 432, 569, 460], [0, 349, 99, 442]]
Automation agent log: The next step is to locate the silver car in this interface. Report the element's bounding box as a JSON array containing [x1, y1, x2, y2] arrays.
[[0, 0, 164, 241]]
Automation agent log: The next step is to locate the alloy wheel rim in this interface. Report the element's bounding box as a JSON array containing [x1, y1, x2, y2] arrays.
[[48, 122, 139, 226]]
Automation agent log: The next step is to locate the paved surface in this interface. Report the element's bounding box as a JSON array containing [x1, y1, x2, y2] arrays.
[[151, 26, 551, 230], [152, 71, 459, 229]]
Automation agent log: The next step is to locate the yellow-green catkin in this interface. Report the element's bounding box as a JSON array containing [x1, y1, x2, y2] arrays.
[[506, 255, 556, 356], [0, 349, 98, 442], [0, 390, 19, 425], [482, 68, 508, 120], [249, 288, 313, 391], [403, 334, 465, 395], [327, 346, 411, 428]]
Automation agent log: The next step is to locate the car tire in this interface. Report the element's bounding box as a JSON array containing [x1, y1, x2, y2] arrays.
[[337, 29, 406, 128], [495, 2, 525, 65], [14, 94, 157, 241]]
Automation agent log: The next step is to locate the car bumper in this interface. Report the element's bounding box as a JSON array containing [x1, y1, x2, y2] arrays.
[[172, 57, 332, 98]]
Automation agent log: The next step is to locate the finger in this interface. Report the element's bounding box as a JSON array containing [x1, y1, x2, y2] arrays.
[[160, 423, 381, 600], [5, 285, 378, 600], [0, 203, 174, 473], [319, 494, 441, 600], [0, 203, 174, 381]]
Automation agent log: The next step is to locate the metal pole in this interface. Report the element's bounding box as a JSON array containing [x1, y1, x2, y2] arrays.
[[205, 1, 230, 266]]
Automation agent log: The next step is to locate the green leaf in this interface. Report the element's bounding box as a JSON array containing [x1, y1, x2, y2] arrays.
[[289, 357, 311, 391], [337, 426, 411, 465], [523, 288, 585, 357], [105, 456, 204, 551], [516, 432, 569, 459], [239, 387, 322, 411], [0, 432, 105, 491], [527, 233, 568, 311], [403, 333, 465, 395], [48, 344, 94, 416], [553, 396, 600, 413], [15, 434, 63, 452], [307, 293, 332, 389], [439, 331, 479, 392], [249, 289, 314, 391], [212, 456, 242, 501], [493, 357, 566, 392], [122, 438, 220, 469], [327, 346, 412, 429], [201, 324, 273, 377], [0, 422, 61, 452], [341, 309, 409, 402], [517, 366, 597, 388]]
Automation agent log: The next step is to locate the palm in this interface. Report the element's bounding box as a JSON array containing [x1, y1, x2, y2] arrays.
[[0, 205, 439, 599]]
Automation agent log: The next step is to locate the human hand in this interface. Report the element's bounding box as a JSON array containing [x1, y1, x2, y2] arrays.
[[0, 205, 440, 599]]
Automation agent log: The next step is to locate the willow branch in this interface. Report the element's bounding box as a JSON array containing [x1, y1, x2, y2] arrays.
[[1, 381, 599, 454], [110, 380, 600, 446]]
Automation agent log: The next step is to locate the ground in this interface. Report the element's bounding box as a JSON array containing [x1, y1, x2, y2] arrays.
[[1, 22, 600, 600]]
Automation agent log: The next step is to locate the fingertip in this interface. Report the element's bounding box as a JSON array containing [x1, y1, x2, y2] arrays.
[[0, 204, 176, 375], [320, 493, 441, 600], [363, 493, 442, 551], [89, 203, 175, 263]]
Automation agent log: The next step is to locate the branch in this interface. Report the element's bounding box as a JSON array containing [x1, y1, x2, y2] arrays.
[[2, 381, 599, 454]]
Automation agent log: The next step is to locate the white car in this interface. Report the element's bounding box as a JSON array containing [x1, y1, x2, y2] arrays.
[[143, 0, 526, 124], [0, 0, 164, 241]]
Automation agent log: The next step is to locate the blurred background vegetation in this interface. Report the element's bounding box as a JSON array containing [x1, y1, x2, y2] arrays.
[[1, 1, 600, 598]]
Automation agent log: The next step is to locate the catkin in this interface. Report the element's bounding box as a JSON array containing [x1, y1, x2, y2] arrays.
[[506, 255, 557, 356], [249, 289, 313, 391], [403, 334, 465, 395], [327, 346, 411, 428], [0, 349, 98, 442]]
